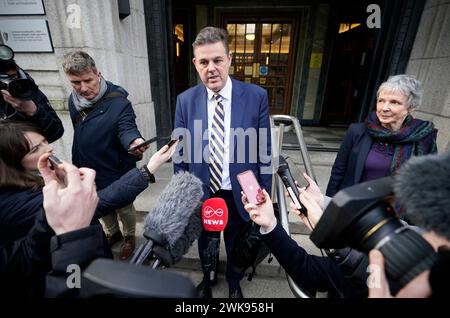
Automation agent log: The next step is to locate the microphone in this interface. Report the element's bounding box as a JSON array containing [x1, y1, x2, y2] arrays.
[[394, 151, 450, 240], [201, 198, 228, 282], [277, 155, 307, 215], [130, 172, 203, 266], [202, 197, 228, 232]]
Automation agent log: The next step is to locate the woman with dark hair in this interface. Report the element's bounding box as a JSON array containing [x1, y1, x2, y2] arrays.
[[0, 120, 177, 245], [326, 74, 438, 197]]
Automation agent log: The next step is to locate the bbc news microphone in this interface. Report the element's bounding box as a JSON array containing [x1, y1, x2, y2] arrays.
[[199, 198, 229, 298]]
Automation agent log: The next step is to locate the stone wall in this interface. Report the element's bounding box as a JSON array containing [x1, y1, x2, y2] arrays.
[[407, 0, 450, 151], [3, 0, 156, 161]]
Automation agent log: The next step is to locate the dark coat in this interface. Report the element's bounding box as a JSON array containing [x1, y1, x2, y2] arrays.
[[69, 82, 142, 190], [326, 122, 437, 197], [0, 168, 149, 245], [6, 70, 64, 143], [0, 209, 108, 298], [263, 223, 358, 298], [0, 210, 52, 298]]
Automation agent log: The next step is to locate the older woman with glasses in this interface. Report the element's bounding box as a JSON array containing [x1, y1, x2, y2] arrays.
[[326, 74, 438, 197]]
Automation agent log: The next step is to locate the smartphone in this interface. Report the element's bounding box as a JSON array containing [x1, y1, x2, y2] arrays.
[[48, 154, 63, 170], [285, 156, 310, 189], [165, 137, 180, 148], [237, 170, 265, 205], [128, 138, 153, 153]]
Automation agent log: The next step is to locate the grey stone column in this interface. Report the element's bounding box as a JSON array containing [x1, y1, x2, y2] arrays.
[[407, 0, 450, 151]]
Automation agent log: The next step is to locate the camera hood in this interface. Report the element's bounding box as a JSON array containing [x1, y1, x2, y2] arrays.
[[310, 176, 394, 248], [0, 45, 15, 71]]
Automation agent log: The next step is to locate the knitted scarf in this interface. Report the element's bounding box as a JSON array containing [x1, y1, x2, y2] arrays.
[[366, 111, 436, 175]]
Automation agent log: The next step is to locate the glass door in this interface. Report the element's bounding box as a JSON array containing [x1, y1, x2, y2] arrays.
[[226, 21, 294, 114]]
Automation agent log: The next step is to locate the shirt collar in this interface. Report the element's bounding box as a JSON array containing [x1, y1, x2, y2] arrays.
[[206, 76, 232, 102]]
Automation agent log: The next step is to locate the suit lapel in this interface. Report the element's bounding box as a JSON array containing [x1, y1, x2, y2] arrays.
[[230, 79, 245, 130], [196, 86, 208, 151], [230, 79, 245, 163]]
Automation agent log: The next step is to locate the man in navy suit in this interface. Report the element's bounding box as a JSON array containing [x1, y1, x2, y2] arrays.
[[173, 26, 272, 298]]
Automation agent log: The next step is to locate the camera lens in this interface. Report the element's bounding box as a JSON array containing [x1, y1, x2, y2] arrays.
[[8, 78, 37, 100], [348, 202, 437, 287], [310, 177, 438, 289]]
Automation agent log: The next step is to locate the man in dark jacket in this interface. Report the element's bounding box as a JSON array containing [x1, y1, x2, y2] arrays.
[[62, 51, 148, 260], [0, 156, 105, 298], [0, 44, 63, 142]]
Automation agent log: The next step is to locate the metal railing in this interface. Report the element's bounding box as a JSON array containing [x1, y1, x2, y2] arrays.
[[270, 114, 317, 298]]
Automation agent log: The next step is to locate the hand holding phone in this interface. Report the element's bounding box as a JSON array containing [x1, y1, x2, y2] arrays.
[[237, 170, 266, 205], [128, 138, 152, 153], [46, 154, 67, 186], [164, 137, 180, 152], [48, 154, 63, 170]]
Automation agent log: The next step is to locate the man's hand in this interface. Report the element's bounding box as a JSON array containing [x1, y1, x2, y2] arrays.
[[368, 249, 432, 298], [146, 140, 179, 174], [1, 89, 37, 116], [38, 154, 99, 235], [128, 137, 149, 157], [241, 189, 277, 232]]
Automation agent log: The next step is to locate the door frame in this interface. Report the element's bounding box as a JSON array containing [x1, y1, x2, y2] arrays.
[[218, 10, 300, 115]]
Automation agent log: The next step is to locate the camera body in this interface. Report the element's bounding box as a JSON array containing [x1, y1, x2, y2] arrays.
[[0, 44, 38, 100], [0, 71, 38, 100], [310, 177, 437, 288]]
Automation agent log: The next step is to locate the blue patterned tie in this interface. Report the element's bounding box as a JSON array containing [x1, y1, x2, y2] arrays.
[[209, 94, 225, 193]]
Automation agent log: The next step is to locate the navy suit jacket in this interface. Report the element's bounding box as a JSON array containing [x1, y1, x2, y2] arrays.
[[173, 78, 272, 220]]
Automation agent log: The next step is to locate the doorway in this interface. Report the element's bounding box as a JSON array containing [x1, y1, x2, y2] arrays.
[[320, 4, 377, 124], [222, 15, 298, 114]]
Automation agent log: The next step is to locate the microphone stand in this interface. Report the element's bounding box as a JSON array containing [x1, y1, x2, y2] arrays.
[[130, 231, 165, 265], [203, 232, 220, 283]]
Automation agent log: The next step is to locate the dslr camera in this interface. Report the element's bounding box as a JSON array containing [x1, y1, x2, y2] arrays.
[[0, 44, 38, 100], [310, 177, 438, 288]]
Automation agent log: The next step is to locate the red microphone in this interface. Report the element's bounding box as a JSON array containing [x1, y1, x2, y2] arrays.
[[201, 198, 228, 232]]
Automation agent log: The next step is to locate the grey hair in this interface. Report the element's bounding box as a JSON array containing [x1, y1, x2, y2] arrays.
[[192, 26, 229, 55], [62, 50, 97, 75], [377, 74, 423, 109]]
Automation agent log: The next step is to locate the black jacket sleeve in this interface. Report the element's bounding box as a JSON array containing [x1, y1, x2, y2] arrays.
[[0, 210, 53, 279], [14, 88, 64, 143], [45, 224, 107, 297], [0, 210, 53, 298], [262, 223, 356, 297], [94, 167, 149, 218]]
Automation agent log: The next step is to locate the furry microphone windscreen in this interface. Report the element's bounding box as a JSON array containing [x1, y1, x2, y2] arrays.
[[394, 151, 450, 240], [167, 203, 203, 264], [144, 172, 203, 248]]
